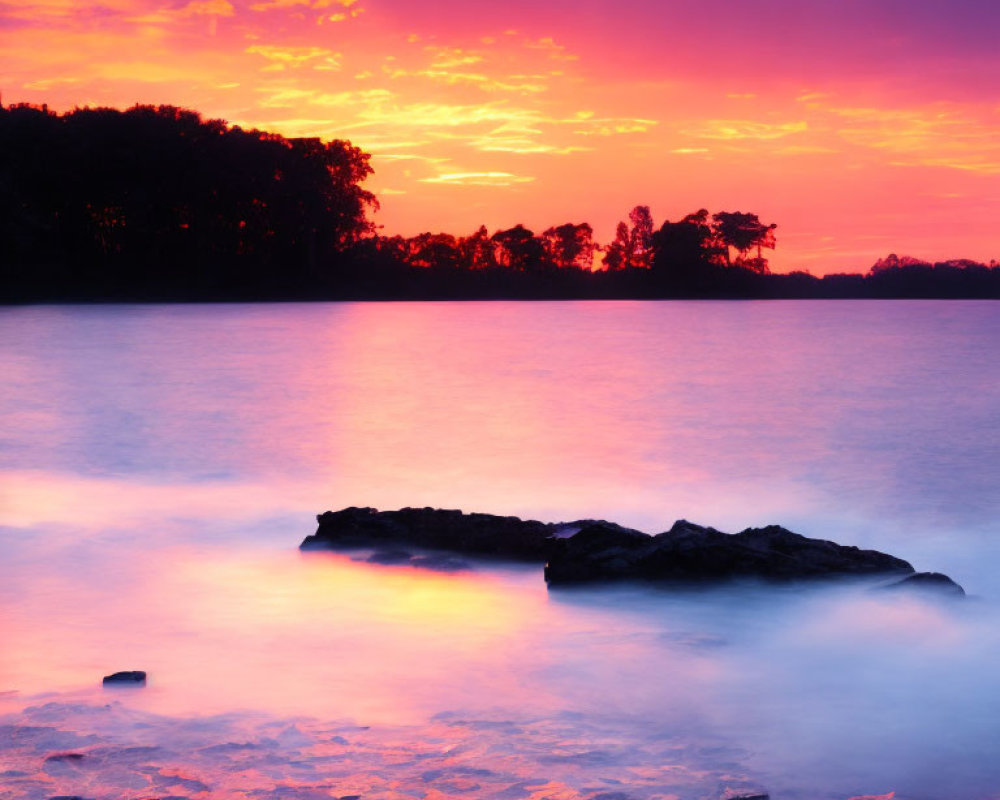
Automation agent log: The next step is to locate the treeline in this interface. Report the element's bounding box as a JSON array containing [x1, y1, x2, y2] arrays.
[[1, 102, 375, 299], [370, 207, 775, 275], [2, 103, 998, 302]]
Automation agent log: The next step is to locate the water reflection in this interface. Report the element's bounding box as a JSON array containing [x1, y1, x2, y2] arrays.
[[1, 301, 999, 799], [2, 302, 997, 557], [0, 698, 773, 800], [3, 532, 998, 798]]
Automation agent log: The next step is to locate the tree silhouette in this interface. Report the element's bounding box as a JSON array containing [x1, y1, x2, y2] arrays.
[[651, 209, 717, 287], [1, 102, 376, 297], [407, 232, 461, 270], [601, 206, 654, 270], [542, 223, 596, 270], [459, 225, 498, 270], [712, 211, 776, 272], [491, 225, 547, 272], [602, 221, 630, 271], [627, 205, 655, 269]]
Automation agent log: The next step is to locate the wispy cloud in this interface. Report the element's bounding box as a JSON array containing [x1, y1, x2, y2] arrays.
[[420, 171, 535, 186], [178, 0, 233, 17], [246, 45, 342, 71], [2, 0, 998, 271], [683, 119, 809, 141]]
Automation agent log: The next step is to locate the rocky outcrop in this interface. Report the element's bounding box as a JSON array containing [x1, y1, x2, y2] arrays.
[[301, 507, 953, 590], [302, 506, 559, 560], [882, 571, 966, 597], [102, 671, 146, 686], [543, 519, 915, 585]]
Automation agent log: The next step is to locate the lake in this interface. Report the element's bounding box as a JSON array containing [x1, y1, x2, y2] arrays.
[[1, 300, 998, 800]]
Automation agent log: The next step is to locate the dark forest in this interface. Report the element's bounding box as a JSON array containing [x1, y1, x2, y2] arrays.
[[2, 104, 997, 302]]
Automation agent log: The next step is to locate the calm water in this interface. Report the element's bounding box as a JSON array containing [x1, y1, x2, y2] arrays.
[[1, 301, 999, 800]]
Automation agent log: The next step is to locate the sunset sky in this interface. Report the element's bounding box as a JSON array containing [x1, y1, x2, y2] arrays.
[[2, 0, 997, 273]]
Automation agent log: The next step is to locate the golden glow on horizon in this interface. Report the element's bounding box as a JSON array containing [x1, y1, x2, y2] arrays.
[[1, 0, 997, 272]]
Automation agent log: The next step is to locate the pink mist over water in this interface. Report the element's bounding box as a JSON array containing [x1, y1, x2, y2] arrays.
[[1, 300, 999, 799]]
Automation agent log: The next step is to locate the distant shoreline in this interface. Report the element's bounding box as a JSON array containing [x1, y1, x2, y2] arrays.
[[4, 104, 998, 304], [4, 289, 1000, 305]]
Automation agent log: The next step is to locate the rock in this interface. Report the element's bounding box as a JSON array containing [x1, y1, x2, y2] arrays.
[[882, 571, 966, 596], [302, 506, 558, 560], [102, 671, 146, 686], [302, 507, 948, 588], [543, 520, 916, 586]]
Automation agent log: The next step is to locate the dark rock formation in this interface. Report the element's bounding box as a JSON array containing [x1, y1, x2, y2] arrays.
[[882, 571, 966, 597], [102, 671, 146, 687], [303, 507, 557, 560], [302, 507, 950, 589], [544, 520, 915, 585]]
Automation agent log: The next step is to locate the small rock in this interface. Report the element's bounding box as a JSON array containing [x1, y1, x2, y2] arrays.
[[102, 670, 146, 686], [883, 571, 965, 596]]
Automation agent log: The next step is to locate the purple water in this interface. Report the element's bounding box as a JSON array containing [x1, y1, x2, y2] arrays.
[[1, 300, 998, 800]]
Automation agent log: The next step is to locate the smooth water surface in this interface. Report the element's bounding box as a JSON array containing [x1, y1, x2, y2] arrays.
[[1, 301, 999, 800]]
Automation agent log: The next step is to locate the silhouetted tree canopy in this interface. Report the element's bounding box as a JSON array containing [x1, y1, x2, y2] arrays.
[[1, 102, 997, 301], [1, 102, 375, 298], [542, 223, 596, 271], [603, 222, 631, 271], [712, 211, 776, 272], [491, 225, 547, 272], [627, 206, 655, 270]]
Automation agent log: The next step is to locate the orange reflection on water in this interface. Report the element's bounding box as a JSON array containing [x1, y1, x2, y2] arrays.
[[0, 697, 770, 800], [0, 543, 557, 725], [301, 302, 749, 531], [179, 549, 540, 640]]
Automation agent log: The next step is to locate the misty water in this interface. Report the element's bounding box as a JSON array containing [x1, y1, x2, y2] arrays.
[[1, 300, 999, 800]]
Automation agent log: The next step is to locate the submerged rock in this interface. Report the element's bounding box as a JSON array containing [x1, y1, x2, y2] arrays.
[[102, 671, 146, 687], [44, 753, 85, 763], [302, 507, 949, 589], [882, 571, 966, 596]]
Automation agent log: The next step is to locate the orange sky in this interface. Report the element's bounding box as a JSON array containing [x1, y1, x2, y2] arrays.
[[2, 0, 997, 273]]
